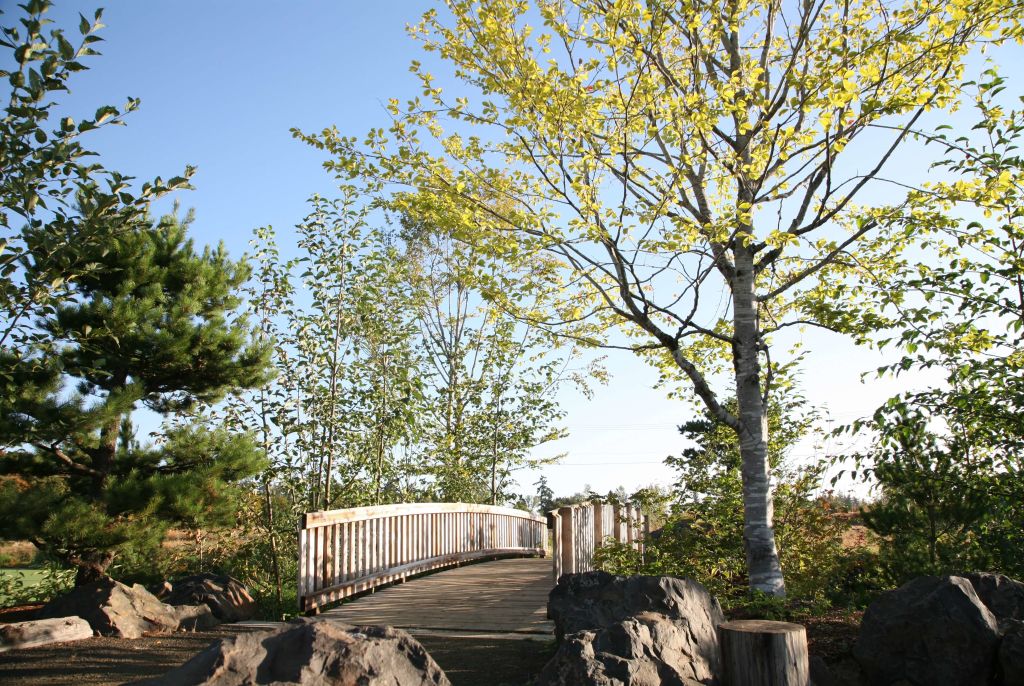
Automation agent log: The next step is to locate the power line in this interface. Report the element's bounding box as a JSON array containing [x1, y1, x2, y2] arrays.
[[566, 424, 679, 430], [545, 461, 670, 466]]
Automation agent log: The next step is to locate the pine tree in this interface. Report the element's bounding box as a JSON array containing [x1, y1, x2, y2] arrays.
[[0, 209, 272, 584]]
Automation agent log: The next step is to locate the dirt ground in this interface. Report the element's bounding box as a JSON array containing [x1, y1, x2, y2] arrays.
[[0, 623, 553, 686], [0, 605, 860, 686]]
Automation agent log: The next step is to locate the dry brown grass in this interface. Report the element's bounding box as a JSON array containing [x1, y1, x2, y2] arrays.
[[0, 541, 38, 567], [842, 525, 872, 549]]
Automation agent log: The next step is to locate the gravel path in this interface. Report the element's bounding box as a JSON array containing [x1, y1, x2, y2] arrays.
[[0, 624, 553, 686]]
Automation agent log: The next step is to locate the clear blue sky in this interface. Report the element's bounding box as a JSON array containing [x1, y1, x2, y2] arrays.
[[26, 1, 1019, 500]]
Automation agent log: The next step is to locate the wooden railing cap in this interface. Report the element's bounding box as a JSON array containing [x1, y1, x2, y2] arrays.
[[302, 501, 547, 529]]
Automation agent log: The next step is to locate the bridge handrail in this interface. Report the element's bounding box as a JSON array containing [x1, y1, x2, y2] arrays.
[[298, 502, 547, 613], [549, 501, 649, 580]]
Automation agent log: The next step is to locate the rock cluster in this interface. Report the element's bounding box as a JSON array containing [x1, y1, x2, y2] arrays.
[[538, 571, 725, 686], [855, 572, 1024, 686], [154, 573, 257, 623], [141, 619, 451, 686], [37, 577, 217, 639]]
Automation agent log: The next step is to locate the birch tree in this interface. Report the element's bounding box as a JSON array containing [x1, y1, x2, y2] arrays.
[[297, 0, 1019, 594]]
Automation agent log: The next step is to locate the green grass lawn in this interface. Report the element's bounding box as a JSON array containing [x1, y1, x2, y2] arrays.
[[0, 567, 48, 606]]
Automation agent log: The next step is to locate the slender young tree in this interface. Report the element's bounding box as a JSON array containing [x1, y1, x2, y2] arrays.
[[244, 194, 427, 511], [0, 209, 272, 584], [299, 0, 1018, 595], [401, 217, 575, 503]]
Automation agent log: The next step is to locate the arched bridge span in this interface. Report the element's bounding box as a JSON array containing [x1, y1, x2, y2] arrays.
[[297, 501, 649, 620]]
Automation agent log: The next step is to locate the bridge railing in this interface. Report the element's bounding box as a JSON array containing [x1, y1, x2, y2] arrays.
[[298, 502, 547, 613], [550, 502, 649, 580]]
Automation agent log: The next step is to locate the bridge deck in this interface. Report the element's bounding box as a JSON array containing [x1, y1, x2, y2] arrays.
[[318, 556, 553, 635]]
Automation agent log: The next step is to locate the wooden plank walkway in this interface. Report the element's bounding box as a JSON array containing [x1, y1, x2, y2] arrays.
[[318, 556, 553, 636]]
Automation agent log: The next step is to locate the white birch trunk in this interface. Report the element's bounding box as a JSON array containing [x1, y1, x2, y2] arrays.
[[732, 246, 785, 596]]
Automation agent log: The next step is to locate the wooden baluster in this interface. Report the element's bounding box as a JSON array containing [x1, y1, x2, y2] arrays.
[[362, 519, 369, 580], [311, 528, 319, 597], [457, 512, 464, 554], [297, 525, 308, 611], [551, 510, 562, 579], [390, 514, 396, 570], [625, 505, 631, 546], [374, 517, 382, 573], [589, 506, 596, 568], [330, 523, 339, 590], [364, 518, 372, 576], [399, 514, 407, 569], [373, 517, 380, 574], [420, 513, 427, 561], [431, 512, 437, 558], [340, 521, 349, 584], [360, 519, 368, 580]]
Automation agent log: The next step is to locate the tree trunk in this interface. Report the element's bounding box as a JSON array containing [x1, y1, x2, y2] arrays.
[[732, 246, 786, 597], [262, 477, 283, 608], [74, 550, 114, 586], [323, 237, 348, 508], [93, 408, 123, 497], [490, 396, 500, 505], [374, 354, 389, 505]]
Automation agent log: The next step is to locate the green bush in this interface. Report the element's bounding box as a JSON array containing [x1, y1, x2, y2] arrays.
[[0, 564, 74, 607], [594, 465, 857, 610], [849, 399, 1024, 586], [594, 393, 884, 613]]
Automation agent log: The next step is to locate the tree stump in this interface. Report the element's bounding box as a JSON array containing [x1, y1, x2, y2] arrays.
[[719, 619, 809, 686]]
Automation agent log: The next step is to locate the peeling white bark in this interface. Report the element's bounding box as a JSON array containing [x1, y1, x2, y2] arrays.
[[732, 246, 785, 596]]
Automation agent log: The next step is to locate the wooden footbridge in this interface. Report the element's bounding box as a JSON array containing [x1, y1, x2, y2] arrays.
[[297, 502, 649, 636]]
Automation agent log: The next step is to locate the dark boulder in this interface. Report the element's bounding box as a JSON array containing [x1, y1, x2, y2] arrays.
[[966, 573, 1024, 626], [548, 571, 725, 642], [156, 573, 256, 623], [537, 611, 720, 686], [37, 578, 215, 638], [1001, 620, 1024, 686], [141, 619, 451, 686], [853, 575, 1000, 686], [808, 655, 838, 686], [541, 572, 724, 686]]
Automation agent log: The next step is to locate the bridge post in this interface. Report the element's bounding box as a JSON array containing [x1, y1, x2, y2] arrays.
[[558, 505, 575, 576]]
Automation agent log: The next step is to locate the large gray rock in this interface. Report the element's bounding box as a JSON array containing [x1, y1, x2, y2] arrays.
[[966, 573, 1024, 625], [156, 573, 257, 623], [0, 616, 93, 651], [1001, 620, 1024, 686], [141, 619, 451, 686], [537, 611, 720, 686], [172, 603, 220, 632], [541, 572, 724, 686], [854, 575, 1000, 686], [548, 571, 725, 642], [37, 578, 214, 638]]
